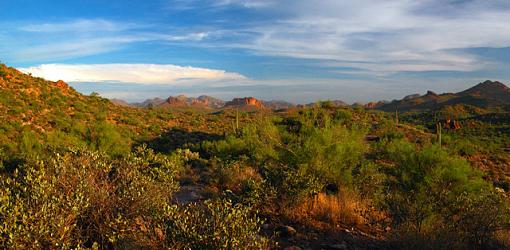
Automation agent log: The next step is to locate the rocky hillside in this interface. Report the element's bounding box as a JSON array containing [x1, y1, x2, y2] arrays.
[[375, 80, 510, 112]]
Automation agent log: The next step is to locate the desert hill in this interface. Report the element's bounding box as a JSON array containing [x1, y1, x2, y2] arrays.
[[0, 63, 179, 156], [375, 80, 510, 112]]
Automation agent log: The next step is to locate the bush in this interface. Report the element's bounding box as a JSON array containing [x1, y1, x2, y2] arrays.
[[376, 139, 509, 248], [0, 146, 182, 248], [165, 200, 269, 249], [87, 122, 131, 157], [438, 190, 510, 247]]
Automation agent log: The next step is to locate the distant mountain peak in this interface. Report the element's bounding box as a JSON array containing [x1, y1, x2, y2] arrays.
[[425, 90, 438, 97], [460, 80, 510, 97], [473, 80, 509, 90]]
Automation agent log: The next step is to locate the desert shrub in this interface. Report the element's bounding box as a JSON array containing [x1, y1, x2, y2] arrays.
[[241, 118, 281, 162], [333, 109, 353, 123], [376, 139, 509, 248], [199, 107, 367, 210], [237, 177, 276, 208], [45, 130, 88, 149], [262, 161, 322, 208], [437, 190, 510, 247], [287, 120, 367, 184], [353, 162, 385, 200], [165, 200, 269, 249], [87, 122, 131, 157], [0, 146, 182, 248], [200, 135, 248, 160], [378, 140, 483, 230], [18, 130, 42, 157]]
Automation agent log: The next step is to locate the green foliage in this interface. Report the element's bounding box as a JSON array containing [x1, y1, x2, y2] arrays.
[[18, 130, 42, 157], [375, 139, 508, 247], [0, 146, 182, 248], [87, 122, 131, 157], [166, 200, 269, 249], [438, 190, 510, 246], [199, 107, 367, 210]]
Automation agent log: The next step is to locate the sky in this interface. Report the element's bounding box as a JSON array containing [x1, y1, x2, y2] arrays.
[[2, 0, 510, 103]]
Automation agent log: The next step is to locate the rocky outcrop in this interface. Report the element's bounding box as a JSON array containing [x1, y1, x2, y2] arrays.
[[225, 97, 264, 109], [193, 95, 225, 108], [53, 80, 70, 89], [165, 95, 189, 107]]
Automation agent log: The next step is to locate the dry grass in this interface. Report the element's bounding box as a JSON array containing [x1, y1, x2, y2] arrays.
[[294, 189, 366, 227], [217, 164, 262, 192], [494, 229, 510, 248]]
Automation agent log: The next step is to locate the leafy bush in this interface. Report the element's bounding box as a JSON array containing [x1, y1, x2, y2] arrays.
[[376, 139, 509, 247], [0, 146, 181, 248], [87, 122, 131, 157], [165, 200, 269, 249]]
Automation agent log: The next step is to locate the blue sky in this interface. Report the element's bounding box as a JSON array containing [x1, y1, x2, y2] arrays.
[[2, 0, 510, 103]]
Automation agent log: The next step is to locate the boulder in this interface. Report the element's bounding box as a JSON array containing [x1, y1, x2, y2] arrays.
[[277, 225, 297, 237]]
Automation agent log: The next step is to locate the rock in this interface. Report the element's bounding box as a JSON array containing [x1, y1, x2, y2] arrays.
[[225, 97, 264, 109], [54, 80, 69, 89], [284, 246, 302, 250], [277, 225, 297, 237], [328, 241, 348, 250], [262, 223, 270, 230]]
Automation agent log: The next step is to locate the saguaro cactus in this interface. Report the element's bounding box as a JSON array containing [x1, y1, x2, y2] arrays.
[[436, 122, 442, 147], [395, 108, 399, 127], [232, 108, 240, 134]]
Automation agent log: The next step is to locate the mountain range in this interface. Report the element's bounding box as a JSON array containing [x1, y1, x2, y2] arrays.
[[368, 80, 510, 112], [129, 95, 296, 110], [117, 80, 510, 112]]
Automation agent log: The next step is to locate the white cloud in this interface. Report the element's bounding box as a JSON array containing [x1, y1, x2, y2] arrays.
[[20, 64, 246, 85]]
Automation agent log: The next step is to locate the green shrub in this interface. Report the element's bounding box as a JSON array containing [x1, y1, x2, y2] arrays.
[[87, 122, 131, 157], [376, 139, 509, 247], [0, 146, 181, 248], [165, 200, 269, 249]]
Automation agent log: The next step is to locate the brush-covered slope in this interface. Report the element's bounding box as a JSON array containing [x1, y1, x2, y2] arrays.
[[377, 80, 510, 112], [0, 64, 175, 156]]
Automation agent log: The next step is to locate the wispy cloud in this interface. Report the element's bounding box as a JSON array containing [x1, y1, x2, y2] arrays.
[[197, 0, 510, 74], [19, 19, 137, 33], [3, 19, 210, 61], [20, 64, 246, 85]]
